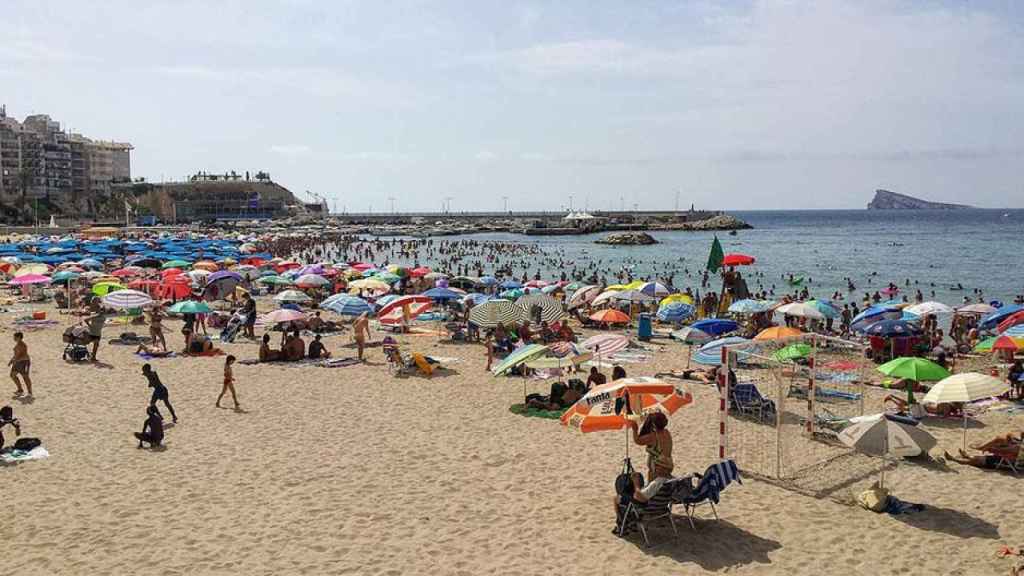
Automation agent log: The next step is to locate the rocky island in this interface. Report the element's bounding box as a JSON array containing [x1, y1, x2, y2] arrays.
[[867, 189, 972, 210], [594, 232, 658, 246]]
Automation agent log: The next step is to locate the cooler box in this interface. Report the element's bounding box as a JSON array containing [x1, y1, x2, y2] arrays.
[[638, 314, 652, 341]]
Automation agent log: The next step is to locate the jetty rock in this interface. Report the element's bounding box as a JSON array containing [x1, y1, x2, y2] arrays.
[[868, 189, 971, 210], [595, 232, 659, 246]]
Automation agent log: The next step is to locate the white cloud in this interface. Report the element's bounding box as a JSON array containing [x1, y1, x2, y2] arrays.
[[269, 144, 312, 158]]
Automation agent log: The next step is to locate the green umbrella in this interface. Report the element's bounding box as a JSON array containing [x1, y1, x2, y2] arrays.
[[373, 272, 402, 284], [877, 357, 950, 382], [162, 259, 191, 269], [973, 336, 997, 353], [168, 300, 212, 314], [772, 343, 811, 362], [92, 281, 126, 296], [257, 275, 294, 286], [491, 344, 549, 376]]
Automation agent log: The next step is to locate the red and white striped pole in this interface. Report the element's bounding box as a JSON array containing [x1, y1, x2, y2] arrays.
[[718, 346, 729, 460], [806, 335, 816, 436]]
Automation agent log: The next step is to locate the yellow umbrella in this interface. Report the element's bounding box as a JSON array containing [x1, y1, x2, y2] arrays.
[[660, 293, 694, 306], [348, 278, 390, 293], [14, 264, 49, 277]]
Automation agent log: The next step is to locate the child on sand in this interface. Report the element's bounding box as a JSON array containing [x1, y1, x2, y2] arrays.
[[216, 355, 240, 410]]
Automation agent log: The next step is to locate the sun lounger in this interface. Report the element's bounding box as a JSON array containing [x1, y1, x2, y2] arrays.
[[730, 383, 776, 422], [383, 342, 438, 377], [680, 459, 742, 529]]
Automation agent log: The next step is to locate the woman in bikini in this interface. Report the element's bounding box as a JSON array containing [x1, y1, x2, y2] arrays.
[[629, 410, 674, 480]]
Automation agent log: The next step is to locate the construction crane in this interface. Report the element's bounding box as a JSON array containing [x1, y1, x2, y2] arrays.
[[304, 190, 329, 218]]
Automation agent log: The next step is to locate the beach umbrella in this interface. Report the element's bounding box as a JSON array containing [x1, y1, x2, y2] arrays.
[[161, 268, 184, 278], [91, 281, 125, 296], [168, 300, 212, 314], [295, 274, 330, 288], [691, 318, 738, 336], [923, 372, 1009, 449], [110, 266, 143, 278], [722, 253, 755, 266], [422, 287, 462, 301], [463, 293, 492, 306], [186, 269, 211, 282], [321, 294, 373, 317], [838, 413, 937, 488], [850, 305, 902, 328], [8, 273, 51, 285], [981, 304, 1024, 330], [567, 284, 600, 309], [101, 289, 153, 310], [524, 352, 594, 370], [561, 377, 693, 433], [996, 310, 1024, 334], [580, 333, 630, 360], [377, 295, 432, 326], [348, 278, 391, 294], [956, 303, 996, 315], [728, 299, 774, 314], [468, 299, 518, 328], [77, 258, 102, 269], [478, 275, 497, 286], [51, 270, 80, 283], [805, 299, 840, 319], [991, 335, 1022, 352], [258, 275, 294, 286], [590, 289, 621, 308], [863, 319, 922, 338], [590, 309, 630, 325], [409, 267, 431, 278], [14, 264, 49, 277], [514, 293, 565, 324], [157, 278, 193, 300], [192, 261, 219, 272], [424, 272, 448, 281], [877, 357, 950, 382], [656, 302, 695, 323], [775, 302, 826, 320], [260, 308, 306, 325], [660, 293, 694, 306], [1003, 325, 1024, 337], [524, 279, 549, 289], [610, 289, 656, 304], [231, 265, 261, 281], [904, 301, 953, 316], [754, 326, 803, 341], [274, 290, 312, 304], [671, 327, 712, 344], [162, 259, 191, 269], [203, 272, 241, 301], [499, 280, 522, 289], [638, 282, 670, 297], [491, 343, 549, 376], [772, 343, 812, 362]]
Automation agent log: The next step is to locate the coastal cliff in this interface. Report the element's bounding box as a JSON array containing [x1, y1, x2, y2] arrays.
[[867, 189, 971, 210]]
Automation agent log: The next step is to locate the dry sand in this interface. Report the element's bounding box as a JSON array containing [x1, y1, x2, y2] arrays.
[[3, 302, 1022, 575]]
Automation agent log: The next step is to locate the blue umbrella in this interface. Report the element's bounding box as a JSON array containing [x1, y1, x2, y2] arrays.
[[851, 305, 902, 330], [499, 280, 523, 289], [478, 276, 498, 286], [691, 318, 739, 336], [657, 302, 695, 323], [981, 304, 1024, 330], [321, 294, 372, 317], [727, 299, 773, 314], [422, 287, 462, 301], [864, 319, 923, 338], [463, 292, 493, 305], [1003, 325, 1024, 337]]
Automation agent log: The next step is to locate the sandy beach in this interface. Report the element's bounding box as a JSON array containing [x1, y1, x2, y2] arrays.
[[2, 298, 1020, 576]]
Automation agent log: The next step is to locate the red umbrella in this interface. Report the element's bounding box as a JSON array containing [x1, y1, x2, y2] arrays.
[[409, 267, 431, 278], [128, 279, 160, 294], [996, 310, 1024, 334], [161, 268, 184, 278], [157, 276, 192, 299], [992, 335, 1021, 352], [722, 253, 755, 266]]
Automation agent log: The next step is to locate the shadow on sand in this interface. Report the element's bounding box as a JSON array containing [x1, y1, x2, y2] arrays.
[[626, 518, 781, 570], [893, 505, 1000, 540]]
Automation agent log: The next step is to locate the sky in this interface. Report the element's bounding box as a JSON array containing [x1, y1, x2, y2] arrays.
[[3, 0, 1023, 211]]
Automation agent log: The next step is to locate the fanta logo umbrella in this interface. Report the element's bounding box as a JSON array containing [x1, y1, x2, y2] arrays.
[[561, 377, 693, 433]]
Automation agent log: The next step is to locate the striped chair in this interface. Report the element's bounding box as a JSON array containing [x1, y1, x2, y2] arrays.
[[681, 459, 742, 529], [618, 477, 690, 547]]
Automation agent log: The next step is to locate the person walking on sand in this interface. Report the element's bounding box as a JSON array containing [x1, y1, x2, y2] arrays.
[[353, 312, 371, 361], [142, 364, 177, 423], [9, 332, 32, 398], [82, 300, 109, 362], [216, 355, 240, 410]]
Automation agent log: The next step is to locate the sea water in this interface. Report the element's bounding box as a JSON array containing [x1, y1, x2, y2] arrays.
[[401, 209, 1024, 305]]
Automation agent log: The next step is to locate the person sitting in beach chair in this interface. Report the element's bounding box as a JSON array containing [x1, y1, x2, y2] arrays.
[[382, 338, 439, 377], [614, 469, 687, 545]]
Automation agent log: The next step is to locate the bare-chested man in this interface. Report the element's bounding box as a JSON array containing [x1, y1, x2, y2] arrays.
[[9, 332, 31, 397], [353, 312, 371, 361]]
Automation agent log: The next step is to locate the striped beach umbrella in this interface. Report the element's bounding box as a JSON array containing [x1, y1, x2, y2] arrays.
[[321, 294, 372, 317], [657, 302, 695, 323], [514, 293, 564, 324], [923, 372, 1009, 449], [580, 333, 629, 357], [560, 377, 693, 433], [377, 295, 432, 325], [468, 299, 518, 328], [101, 289, 153, 309]]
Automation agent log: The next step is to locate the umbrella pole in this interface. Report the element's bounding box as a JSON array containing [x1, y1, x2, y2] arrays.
[[962, 411, 968, 451]]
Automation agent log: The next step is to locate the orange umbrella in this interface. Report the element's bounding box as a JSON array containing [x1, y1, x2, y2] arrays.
[[192, 261, 220, 272], [561, 377, 693, 433], [590, 309, 630, 325], [754, 326, 803, 341]]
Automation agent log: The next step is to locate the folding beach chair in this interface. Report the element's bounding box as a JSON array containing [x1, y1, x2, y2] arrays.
[[729, 383, 776, 423], [681, 459, 742, 529], [383, 341, 437, 378], [617, 477, 690, 546], [992, 444, 1023, 476]]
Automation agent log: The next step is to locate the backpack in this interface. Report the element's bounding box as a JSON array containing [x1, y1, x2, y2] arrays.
[[614, 458, 642, 497], [13, 437, 41, 452]]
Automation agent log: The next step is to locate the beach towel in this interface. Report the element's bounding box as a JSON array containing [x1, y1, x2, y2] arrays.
[[884, 496, 925, 515], [0, 446, 49, 464], [184, 349, 226, 357], [320, 357, 360, 368], [136, 351, 177, 360], [509, 403, 565, 420]]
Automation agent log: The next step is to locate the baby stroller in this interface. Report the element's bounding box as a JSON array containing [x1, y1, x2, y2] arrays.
[[62, 325, 92, 362], [220, 309, 246, 343]]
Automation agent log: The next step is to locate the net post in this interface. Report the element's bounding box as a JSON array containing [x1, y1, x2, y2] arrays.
[[806, 335, 816, 437], [718, 346, 729, 461]]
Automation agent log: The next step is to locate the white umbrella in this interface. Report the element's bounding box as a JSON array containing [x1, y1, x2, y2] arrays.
[[905, 301, 953, 316], [775, 302, 826, 320], [100, 289, 153, 310], [567, 285, 600, 309], [838, 412, 937, 488], [590, 289, 620, 308], [273, 289, 313, 304], [922, 372, 1009, 449], [956, 303, 996, 315]]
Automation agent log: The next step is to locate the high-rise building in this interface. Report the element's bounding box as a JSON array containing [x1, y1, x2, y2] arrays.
[[0, 105, 132, 208]]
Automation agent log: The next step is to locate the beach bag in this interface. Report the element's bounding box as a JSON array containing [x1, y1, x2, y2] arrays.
[[13, 437, 41, 451], [615, 458, 640, 497], [68, 346, 89, 361]]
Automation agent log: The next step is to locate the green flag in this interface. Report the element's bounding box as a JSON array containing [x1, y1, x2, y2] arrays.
[[706, 235, 724, 273]]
